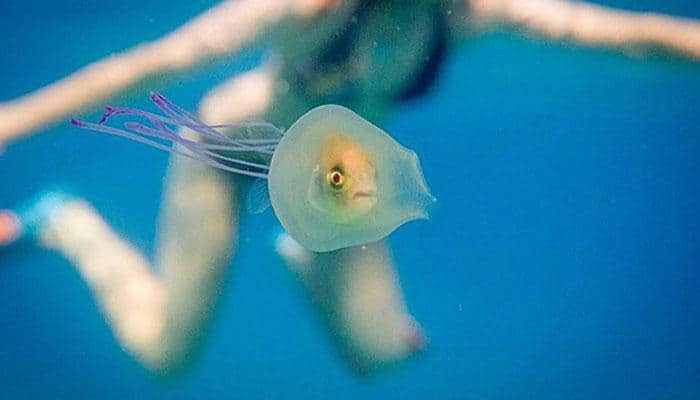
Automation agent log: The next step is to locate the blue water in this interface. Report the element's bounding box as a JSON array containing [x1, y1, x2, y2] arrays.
[[1, 1, 700, 399]]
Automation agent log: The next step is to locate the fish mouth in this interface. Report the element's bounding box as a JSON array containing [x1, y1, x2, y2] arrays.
[[352, 190, 376, 200]]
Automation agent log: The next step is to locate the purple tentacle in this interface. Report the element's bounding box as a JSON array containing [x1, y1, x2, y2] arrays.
[[121, 121, 271, 171], [148, 92, 282, 153], [69, 92, 287, 179], [149, 93, 236, 142], [98, 106, 274, 152], [96, 96, 282, 152], [71, 118, 269, 179]]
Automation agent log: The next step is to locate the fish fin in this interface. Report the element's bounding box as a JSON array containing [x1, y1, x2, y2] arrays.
[[245, 178, 271, 214]]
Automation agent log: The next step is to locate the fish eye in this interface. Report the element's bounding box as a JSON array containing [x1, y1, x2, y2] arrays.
[[326, 166, 346, 190]]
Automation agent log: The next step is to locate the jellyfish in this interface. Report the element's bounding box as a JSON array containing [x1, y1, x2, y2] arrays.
[[71, 93, 435, 252]]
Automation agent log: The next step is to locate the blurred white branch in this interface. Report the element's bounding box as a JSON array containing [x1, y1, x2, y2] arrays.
[[469, 0, 700, 59]]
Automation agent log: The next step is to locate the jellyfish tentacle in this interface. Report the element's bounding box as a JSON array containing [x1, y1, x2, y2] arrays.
[[99, 106, 178, 128], [223, 137, 281, 145], [71, 118, 202, 160], [94, 95, 282, 158], [199, 143, 276, 155], [148, 92, 283, 155], [100, 105, 281, 147], [121, 121, 271, 171], [97, 99, 279, 155], [99, 105, 277, 153], [71, 118, 269, 179], [149, 92, 274, 151], [149, 92, 232, 143], [71, 93, 287, 178]]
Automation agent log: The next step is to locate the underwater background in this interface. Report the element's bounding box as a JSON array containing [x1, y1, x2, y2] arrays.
[[1, 0, 699, 399]]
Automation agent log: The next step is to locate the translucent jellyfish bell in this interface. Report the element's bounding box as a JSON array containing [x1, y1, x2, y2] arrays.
[[268, 105, 435, 252], [72, 94, 435, 252]]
